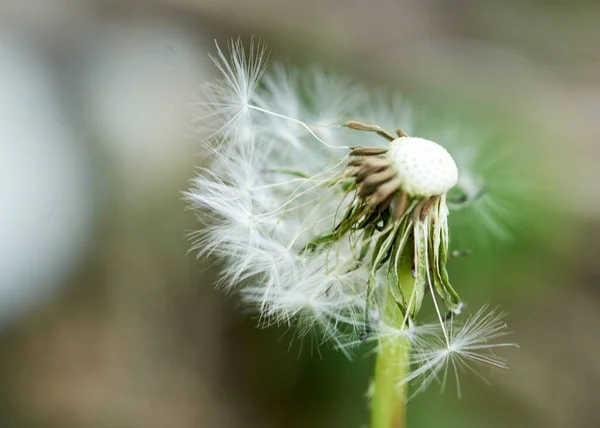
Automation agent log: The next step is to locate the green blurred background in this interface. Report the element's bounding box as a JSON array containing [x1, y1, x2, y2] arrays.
[[0, 1, 598, 427]]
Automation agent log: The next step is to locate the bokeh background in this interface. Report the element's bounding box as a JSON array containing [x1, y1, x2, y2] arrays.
[[1, 1, 599, 427]]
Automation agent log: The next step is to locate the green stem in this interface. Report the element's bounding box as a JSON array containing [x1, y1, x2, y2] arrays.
[[371, 335, 411, 427], [370, 263, 413, 428]]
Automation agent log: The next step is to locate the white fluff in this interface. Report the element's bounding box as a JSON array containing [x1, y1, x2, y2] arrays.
[[401, 306, 517, 398], [186, 39, 516, 394]]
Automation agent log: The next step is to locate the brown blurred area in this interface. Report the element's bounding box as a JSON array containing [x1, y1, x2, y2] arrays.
[[1, 1, 600, 427]]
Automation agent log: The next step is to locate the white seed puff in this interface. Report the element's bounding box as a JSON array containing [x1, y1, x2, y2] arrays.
[[189, 39, 516, 394], [387, 137, 459, 197]]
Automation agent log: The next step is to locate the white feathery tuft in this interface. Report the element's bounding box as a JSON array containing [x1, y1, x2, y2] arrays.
[[196, 38, 269, 142], [400, 306, 517, 398]]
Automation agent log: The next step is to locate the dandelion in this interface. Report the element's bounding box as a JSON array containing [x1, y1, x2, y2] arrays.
[[186, 39, 516, 427]]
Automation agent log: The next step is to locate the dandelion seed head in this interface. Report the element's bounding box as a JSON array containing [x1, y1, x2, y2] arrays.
[[387, 137, 458, 197], [188, 39, 517, 373]]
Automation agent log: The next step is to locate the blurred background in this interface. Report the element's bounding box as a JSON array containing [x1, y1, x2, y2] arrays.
[[1, 0, 599, 427]]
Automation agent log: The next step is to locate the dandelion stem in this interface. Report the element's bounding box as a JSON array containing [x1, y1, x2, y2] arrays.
[[370, 263, 412, 428]]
